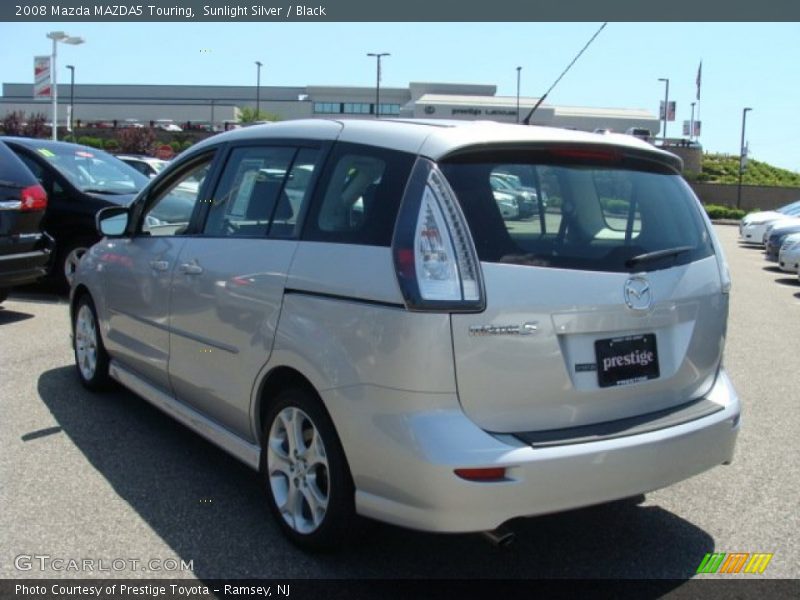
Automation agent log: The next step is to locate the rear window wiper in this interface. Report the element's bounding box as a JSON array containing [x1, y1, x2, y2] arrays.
[[625, 245, 695, 268]]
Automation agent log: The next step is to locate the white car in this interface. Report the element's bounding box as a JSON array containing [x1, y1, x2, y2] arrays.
[[778, 233, 800, 273], [741, 211, 800, 246], [739, 201, 800, 244], [117, 155, 170, 179]]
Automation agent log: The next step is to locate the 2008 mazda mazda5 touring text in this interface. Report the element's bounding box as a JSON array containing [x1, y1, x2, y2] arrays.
[[70, 119, 740, 550]]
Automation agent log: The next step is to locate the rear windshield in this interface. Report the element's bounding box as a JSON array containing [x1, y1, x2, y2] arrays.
[[439, 150, 714, 273]]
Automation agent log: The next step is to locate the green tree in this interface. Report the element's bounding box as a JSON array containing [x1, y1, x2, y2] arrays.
[[237, 107, 280, 124]]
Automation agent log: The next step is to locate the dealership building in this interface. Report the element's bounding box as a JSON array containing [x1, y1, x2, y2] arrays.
[[0, 80, 660, 134]]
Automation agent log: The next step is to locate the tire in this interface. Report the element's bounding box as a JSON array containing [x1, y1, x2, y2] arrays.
[[58, 240, 92, 289], [73, 294, 111, 391], [260, 387, 355, 551]]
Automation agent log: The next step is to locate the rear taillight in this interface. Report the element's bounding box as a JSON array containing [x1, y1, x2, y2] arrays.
[[392, 158, 484, 312], [20, 184, 47, 212]]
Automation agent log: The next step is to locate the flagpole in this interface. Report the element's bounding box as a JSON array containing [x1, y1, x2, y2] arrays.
[[695, 60, 702, 140]]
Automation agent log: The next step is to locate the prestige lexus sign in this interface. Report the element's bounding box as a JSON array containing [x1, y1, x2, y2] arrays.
[[451, 108, 518, 117]]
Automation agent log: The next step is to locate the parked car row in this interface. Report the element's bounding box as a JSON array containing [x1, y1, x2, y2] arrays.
[[739, 199, 800, 283], [0, 137, 151, 298]]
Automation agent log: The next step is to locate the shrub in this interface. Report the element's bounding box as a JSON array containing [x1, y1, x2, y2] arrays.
[[1, 111, 26, 136], [118, 127, 156, 154], [23, 113, 49, 138], [77, 136, 104, 149], [600, 198, 628, 215], [704, 204, 746, 220], [103, 138, 120, 152], [169, 141, 182, 153]]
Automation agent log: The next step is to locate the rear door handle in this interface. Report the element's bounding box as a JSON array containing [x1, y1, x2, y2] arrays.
[[149, 260, 169, 272], [179, 261, 204, 275]]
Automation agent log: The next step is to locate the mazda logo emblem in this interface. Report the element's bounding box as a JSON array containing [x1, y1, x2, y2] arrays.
[[624, 276, 652, 311]]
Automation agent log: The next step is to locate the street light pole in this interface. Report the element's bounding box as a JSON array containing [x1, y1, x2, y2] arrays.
[[66, 65, 75, 133], [255, 61, 263, 119], [367, 53, 390, 118], [658, 77, 669, 143], [516, 66, 522, 124], [737, 107, 753, 210], [47, 31, 84, 141]]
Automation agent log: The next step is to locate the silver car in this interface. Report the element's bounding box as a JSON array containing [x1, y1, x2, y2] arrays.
[[71, 119, 740, 551]]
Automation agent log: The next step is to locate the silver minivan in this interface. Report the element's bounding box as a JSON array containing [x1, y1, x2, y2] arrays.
[[71, 119, 740, 550]]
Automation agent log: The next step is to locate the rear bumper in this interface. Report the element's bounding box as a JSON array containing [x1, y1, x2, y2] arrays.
[[339, 370, 740, 533], [0, 233, 54, 288], [739, 225, 766, 244]]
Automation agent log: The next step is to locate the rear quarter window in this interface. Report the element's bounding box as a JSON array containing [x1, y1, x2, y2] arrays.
[[439, 149, 714, 273], [302, 142, 415, 246]]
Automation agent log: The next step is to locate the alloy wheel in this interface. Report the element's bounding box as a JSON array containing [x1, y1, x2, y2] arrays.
[[267, 407, 330, 534]]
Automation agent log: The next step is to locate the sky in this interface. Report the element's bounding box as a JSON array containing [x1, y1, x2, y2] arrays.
[[1, 22, 799, 172]]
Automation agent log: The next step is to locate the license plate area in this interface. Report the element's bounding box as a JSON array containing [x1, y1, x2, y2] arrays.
[[594, 334, 659, 388]]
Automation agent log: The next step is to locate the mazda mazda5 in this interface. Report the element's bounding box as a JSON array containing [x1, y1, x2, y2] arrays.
[[70, 119, 740, 550]]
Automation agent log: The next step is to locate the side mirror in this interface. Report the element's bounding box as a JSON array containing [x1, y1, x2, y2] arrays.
[[96, 205, 130, 237]]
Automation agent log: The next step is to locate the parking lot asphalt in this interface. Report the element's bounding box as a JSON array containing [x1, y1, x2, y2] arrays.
[[0, 225, 798, 580]]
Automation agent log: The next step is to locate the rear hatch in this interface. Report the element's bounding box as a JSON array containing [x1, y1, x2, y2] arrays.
[[438, 145, 726, 434]]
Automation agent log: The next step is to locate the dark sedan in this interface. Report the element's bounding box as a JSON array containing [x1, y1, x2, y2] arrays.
[[0, 137, 149, 287]]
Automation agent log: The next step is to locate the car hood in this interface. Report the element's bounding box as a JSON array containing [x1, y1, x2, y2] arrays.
[[743, 210, 781, 224]]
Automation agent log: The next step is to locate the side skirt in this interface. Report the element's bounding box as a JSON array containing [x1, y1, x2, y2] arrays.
[[109, 360, 261, 470]]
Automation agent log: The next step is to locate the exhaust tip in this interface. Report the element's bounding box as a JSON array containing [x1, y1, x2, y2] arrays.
[[480, 526, 516, 548]]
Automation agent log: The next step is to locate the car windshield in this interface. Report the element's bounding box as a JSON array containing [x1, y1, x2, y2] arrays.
[[778, 200, 800, 214], [440, 149, 715, 273], [31, 144, 149, 194]]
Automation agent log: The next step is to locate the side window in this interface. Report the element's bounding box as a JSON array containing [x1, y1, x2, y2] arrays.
[[141, 158, 212, 237], [16, 153, 45, 182], [271, 148, 319, 238], [15, 153, 66, 199], [318, 154, 386, 233], [203, 146, 297, 238], [304, 143, 415, 246]]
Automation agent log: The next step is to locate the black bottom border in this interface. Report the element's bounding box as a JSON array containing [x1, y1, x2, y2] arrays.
[[2, 579, 798, 600]]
